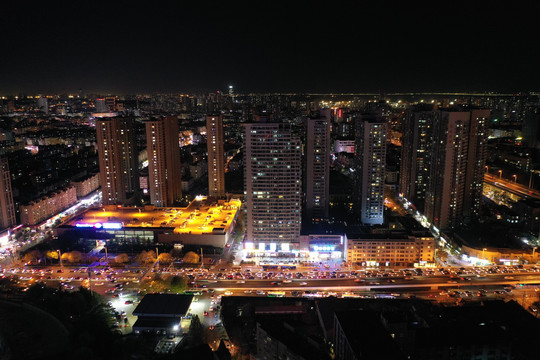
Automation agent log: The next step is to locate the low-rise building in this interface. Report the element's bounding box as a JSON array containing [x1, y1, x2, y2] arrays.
[[133, 293, 193, 336], [346, 233, 434, 267], [71, 173, 100, 198], [20, 186, 77, 225], [58, 197, 241, 248], [461, 244, 540, 265]]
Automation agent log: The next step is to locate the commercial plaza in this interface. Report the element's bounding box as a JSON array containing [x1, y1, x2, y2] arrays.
[[59, 197, 242, 248]]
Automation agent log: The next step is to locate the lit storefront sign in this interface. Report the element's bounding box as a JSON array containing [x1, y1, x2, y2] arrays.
[[75, 222, 122, 229], [0, 230, 10, 246]]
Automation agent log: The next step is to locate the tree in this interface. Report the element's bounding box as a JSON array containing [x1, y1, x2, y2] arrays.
[[23, 250, 42, 264], [183, 251, 200, 264], [115, 253, 130, 264], [143, 273, 169, 293], [232, 212, 245, 243], [188, 314, 204, 345], [65, 251, 83, 264], [46, 250, 59, 260], [135, 250, 157, 264], [157, 252, 173, 264], [0, 276, 18, 294], [170, 276, 187, 293]]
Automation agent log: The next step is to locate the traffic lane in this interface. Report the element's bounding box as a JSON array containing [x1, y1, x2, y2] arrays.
[[195, 274, 540, 290]]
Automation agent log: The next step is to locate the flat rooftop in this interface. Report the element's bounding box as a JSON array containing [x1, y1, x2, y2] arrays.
[[68, 197, 241, 235], [133, 293, 194, 317]]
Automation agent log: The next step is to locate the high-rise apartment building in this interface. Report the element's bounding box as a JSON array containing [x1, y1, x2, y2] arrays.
[[37, 97, 48, 115], [105, 96, 117, 112], [95, 98, 108, 113], [96, 117, 139, 205], [244, 122, 302, 250], [399, 105, 435, 209], [305, 110, 331, 221], [0, 158, 16, 230], [354, 113, 387, 225], [146, 116, 182, 207], [424, 109, 490, 229], [206, 114, 225, 197]]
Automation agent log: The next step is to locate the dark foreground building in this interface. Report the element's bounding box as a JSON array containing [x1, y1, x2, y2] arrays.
[[221, 296, 540, 360], [133, 293, 193, 336]]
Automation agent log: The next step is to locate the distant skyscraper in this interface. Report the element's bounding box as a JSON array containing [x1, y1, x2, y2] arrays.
[[354, 113, 387, 225], [305, 110, 331, 221], [0, 158, 16, 230], [37, 97, 48, 115], [399, 106, 435, 210], [425, 109, 490, 229], [244, 122, 302, 250], [206, 114, 226, 197], [146, 116, 182, 207], [95, 98, 108, 113], [96, 117, 139, 205], [522, 107, 540, 149], [105, 96, 116, 112]]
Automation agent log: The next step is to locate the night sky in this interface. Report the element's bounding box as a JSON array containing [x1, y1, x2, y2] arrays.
[[1, 1, 540, 94]]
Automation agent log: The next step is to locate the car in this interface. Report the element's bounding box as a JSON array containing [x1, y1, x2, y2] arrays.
[[300, 282, 307, 286], [203, 311, 209, 316], [209, 325, 215, 330], [209, 307, 214, 312], [124, 300, 133, 305], [270, 282, 279, 285]]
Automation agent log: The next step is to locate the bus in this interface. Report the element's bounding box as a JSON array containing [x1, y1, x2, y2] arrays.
[[267, 291, 285, 297]]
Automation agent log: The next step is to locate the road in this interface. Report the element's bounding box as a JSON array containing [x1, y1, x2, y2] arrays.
[[484, 173, 540, 199], [7, 265, 540, 293], [4, 263, 540, 339]]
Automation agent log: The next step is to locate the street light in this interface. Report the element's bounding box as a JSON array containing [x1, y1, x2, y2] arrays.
[[498, 170, 502, 179], [482, 248, 487, 262], [485, 165, 489, 174], [512, 174, 517, 183], [57, 249, 62, 267]]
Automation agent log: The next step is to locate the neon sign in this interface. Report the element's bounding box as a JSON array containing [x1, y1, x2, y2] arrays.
[[75, 222, 122, 229]]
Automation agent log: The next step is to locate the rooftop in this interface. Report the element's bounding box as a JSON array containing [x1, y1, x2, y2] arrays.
[[133, 294, 193, 317], [335, 310, 406, 360], [67, 197, 241, 235]]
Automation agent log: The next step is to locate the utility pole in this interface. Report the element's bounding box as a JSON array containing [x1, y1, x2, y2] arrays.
[[200, 247, 203, 269], [88, 269, 93, 294]]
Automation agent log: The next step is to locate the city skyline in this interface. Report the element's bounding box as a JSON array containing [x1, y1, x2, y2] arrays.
[[2, 2, 540, 94], [3, 3, 540, 359]]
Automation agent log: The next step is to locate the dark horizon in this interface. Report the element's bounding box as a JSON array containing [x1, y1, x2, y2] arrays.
[[2, 1, 540, 95]]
